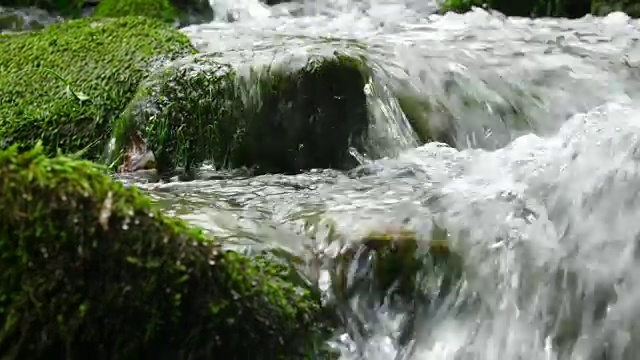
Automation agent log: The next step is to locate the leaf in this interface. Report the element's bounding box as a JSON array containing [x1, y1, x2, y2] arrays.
[[42, 68, 91, 102]]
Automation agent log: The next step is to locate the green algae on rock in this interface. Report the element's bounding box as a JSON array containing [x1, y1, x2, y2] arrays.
[[0, 143, 330, 359], [112, 51, 371, 178], [0, 16, 195, 160], [325, 226, 466, 347], [93, 0, 178, 23]]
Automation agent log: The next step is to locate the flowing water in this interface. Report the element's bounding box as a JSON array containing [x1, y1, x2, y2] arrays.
[[120, 1, 640, 359]]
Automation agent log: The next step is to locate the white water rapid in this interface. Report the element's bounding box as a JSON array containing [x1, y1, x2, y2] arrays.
[[130, 1, 640, 359]]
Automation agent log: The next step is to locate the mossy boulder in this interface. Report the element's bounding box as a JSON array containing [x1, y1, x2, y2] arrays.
[[0, 144, 330, 359], [325, 227, 466, 346], [93, 0, 178, 23], [592, 0, 640, 17], [392, 71, 539, 150], [439, 0, 591, 18], [0, 0, 85, 17], [112, 51, 371, 178], [0, 16, 195, 160]]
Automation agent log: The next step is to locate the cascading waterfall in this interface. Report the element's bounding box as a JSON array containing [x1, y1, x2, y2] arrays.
[[122, 1, 640, 359]]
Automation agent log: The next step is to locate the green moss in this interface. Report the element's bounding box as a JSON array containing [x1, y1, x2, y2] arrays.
[[112, 52, 371, 178], [592, 0, 640, 17], [0, 143, 329, 359], [439, 0, 592, 18], [92, 0, 214, 26], [326, 227, 466, 346], [0, 0, 84, 17], [93, 0, 179, 23], [395, 92, 455, 145], [0, 16, 195, 161]]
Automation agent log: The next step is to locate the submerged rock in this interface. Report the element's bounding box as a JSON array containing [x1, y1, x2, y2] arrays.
[[0, 16, 195, 160], [112, 50, 372, 178], [324, 227, 466, 347], [0, 144, 331, 359]]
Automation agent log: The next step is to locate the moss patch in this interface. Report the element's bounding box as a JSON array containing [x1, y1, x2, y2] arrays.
[[0, 144, 329, 359], [92, 0, 214, 26], [93, 0, 179, 23], [0, 16, 195, 160], [112, 52, 371, 178]]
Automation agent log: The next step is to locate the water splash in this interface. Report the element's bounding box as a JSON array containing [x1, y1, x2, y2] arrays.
[[129, 2, 640, 359]]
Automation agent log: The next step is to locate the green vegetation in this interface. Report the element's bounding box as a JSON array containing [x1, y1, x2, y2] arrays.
[[93, 0, 179, 23], [0, 0, 85, 17], [91, 0, 214, 26], [439, 0, 592, 18], [0, 143, 330, 359], [112, 52, 371, 178], [0, 16, 195, 160]]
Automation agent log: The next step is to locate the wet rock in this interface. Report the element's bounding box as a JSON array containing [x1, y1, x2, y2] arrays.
[[393, 70, 540, 151], [0, 6, 62, 32], [325, 227, 466, 347], [0, 16, 195, 160], [111, 49, 372, 179], [0, 144, 331, 359], [263, 0, 292, 5]]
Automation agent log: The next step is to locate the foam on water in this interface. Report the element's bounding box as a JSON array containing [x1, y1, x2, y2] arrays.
[[138, 1, 640, 358]]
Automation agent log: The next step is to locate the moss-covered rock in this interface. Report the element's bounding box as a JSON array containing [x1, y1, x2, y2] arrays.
[[392, 71, 538, 150], [395, 92, 455, 145], [439, 0, 592, 18], [592, 0, 640, 17], [0, 144, 330, 359], [326, 227, 466, 346], [0, 16, 195, 160], [0, 0, 84, 17], [112, 51, 371, 178], [93, 0, 178, 23]]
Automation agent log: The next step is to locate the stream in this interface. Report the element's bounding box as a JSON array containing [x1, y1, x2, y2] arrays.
[[112, 1, 640, 359]]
